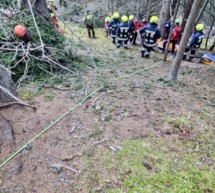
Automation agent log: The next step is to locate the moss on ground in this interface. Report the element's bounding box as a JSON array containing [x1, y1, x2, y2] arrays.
[[108, 139, 214, 193], [82, 133, 214, 193]]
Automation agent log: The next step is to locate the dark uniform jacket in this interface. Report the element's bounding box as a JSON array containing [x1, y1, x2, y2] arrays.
[[139, 23, 161, 47], [108, 19, 120, 37], [116, 22, 131, 41]]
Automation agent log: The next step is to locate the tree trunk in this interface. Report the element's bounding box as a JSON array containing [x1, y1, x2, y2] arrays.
[[209, 40, 215, 52], [0, 65, 16, 103], [196, 0, 210, 24], [170, 0, 178, 16], [205, 16, 214, 50], [169, 0, 206, 80], [136, 0, 141, 19], [146, 0, 152, 22], [158, 0, 171, 39], [21, 0, 49, 17], [181, 0, 194, 31]]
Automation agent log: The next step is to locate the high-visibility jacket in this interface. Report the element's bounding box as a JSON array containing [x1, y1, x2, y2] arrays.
[[139, 23, 161, 47], [189, 31, 204, 49], [108, 18, 120, 37], [48, 4, 57, 17], [116, 22, 131, 41], [83, 14, 94, 26], [128, 21, 135, 34], [163, 20, 173, 36]]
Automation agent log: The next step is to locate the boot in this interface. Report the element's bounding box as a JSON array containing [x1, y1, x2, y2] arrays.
[[182, 55, 186, 60], [105, 31, 108, 37], [88, 32, 91, 38], [188, 57, 193, 62], [141, 50, 145, 58], [92, 31, 96, 38]]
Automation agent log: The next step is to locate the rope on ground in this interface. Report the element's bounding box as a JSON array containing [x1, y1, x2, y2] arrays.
[[117, 55, 174, 80], [0, 87, 101, 169], [0, 31, 174, 169]]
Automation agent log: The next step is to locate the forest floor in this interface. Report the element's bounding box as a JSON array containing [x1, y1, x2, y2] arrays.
[[0, 26, 215, 193]]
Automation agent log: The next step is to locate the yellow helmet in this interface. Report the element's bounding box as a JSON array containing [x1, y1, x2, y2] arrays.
[[196, 24, 204, 31], [105, 17, 111, 22], [121, 15, 128, 23], [175, 19, 181, 24], [129, 15, 134, 21], [113, 12, 119, 19], [150, 16, 158, 24]]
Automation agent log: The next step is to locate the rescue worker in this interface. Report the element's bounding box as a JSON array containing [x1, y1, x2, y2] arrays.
[[139, 16, 161, 58], [128, 15, 135, 45], [105, 14, 111, 37], [14, 24, 33, 44], [163, 19, 183, 55], [47, 0, 59, 29], [133, 19, 139, 45], [83, 9, 96, 38], [163, 16, 174, 39], [116, 15, 131, 49], [183, 24, 204, 61], [108, 12, 120, 44]]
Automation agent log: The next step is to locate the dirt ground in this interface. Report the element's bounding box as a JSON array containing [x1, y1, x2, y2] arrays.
[[0, 28, 214, 193]]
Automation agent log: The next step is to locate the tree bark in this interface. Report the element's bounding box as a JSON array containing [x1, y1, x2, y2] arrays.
[[170, 0, 178, 17], [195, 0, 210, 24], [20, 0, 49, 17], [158, 0, 171, 39], [0, 65, 16, 103], [169, 0, 206, 80], [205, 16, 214, 50], [146, 0, 152, 22], [209, 40, 215, 53], [181, 0, 194, 31]]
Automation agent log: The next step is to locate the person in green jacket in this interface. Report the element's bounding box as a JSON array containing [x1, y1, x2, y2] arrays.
[[83, 9, 96, 38]]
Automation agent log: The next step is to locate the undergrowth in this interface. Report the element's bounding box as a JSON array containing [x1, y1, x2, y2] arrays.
[[0, 10, 79, 82]]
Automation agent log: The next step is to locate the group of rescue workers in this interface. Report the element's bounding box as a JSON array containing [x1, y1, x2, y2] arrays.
[[84, 10, 205, 62], [13, 0, 205, 63]]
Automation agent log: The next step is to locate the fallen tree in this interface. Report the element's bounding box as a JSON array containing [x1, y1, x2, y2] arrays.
[[0, 0, 79, 104]]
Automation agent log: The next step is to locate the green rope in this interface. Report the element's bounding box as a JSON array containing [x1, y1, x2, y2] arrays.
[[0, 47, 173, 169], [0, 87, 101, 169]]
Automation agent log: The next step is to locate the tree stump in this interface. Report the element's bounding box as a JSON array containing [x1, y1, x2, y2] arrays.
[[0, 64, 16, 103], [0, 116, 23, 175], [0, 116, 15, 155]]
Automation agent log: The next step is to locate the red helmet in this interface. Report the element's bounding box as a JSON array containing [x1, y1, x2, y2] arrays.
[[14, 25, 26, 37]]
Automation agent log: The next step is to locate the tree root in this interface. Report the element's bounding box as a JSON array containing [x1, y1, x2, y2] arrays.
[[42, 84, 70, 91], [0, 102, 36, 110]]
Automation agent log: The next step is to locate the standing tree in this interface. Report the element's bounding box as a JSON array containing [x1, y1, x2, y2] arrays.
[[20, 0, 49, 17], [209, 40, 215, 53], [181, 0, 194, 31], [158, 0, 171, 39], [169, 0, 206, 80]]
